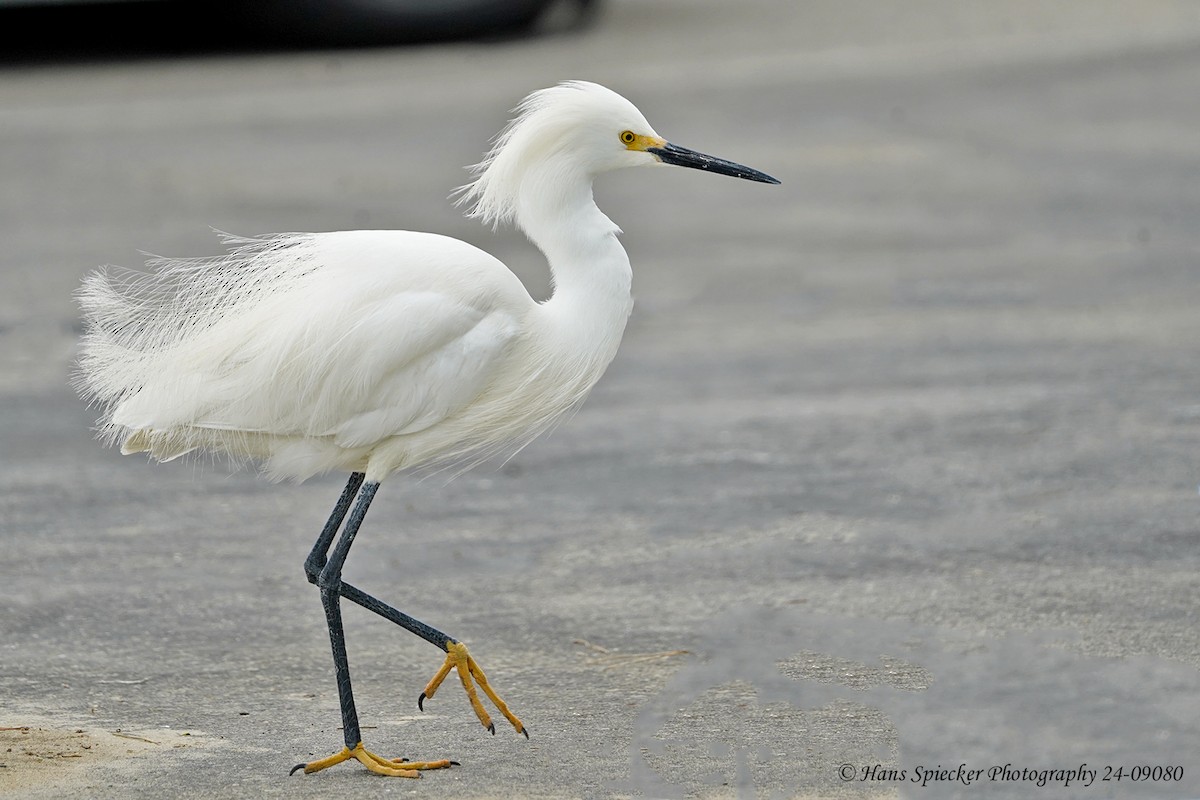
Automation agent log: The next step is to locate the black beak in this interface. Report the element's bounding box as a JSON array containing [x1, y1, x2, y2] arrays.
[[648, 142, 780, 185]]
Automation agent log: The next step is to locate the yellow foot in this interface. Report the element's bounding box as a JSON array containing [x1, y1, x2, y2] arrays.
[[419, 640, 528, 738], [290, 742, 456, 778]]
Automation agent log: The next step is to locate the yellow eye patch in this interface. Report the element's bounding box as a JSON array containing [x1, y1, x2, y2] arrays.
[[620, 131, 666, 151]]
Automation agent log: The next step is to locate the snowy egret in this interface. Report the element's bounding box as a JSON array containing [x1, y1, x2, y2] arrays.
[[75, 80, 778, 778]]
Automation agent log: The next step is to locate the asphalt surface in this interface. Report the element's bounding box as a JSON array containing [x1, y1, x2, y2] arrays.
[[3, 2, 1200, 798]]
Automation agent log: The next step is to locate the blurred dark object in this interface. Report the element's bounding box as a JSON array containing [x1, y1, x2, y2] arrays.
[[243, 0, 599, 45], [0, 0, 600, 61]]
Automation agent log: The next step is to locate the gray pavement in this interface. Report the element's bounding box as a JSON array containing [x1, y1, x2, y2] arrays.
[[3, 1, 1200, 797]]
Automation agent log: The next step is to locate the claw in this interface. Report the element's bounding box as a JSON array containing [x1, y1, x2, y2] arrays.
[[420, 641, 527, 736], [289, 762, 307, 776], [418, 691, 426, 712], [522, 727, 530, 740], [293, 743, 454, 778]]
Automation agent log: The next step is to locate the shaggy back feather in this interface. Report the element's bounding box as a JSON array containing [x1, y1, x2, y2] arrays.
[[75, 233, 319, 449]]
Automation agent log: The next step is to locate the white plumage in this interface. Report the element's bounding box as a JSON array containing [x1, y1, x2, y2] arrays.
[[75, 81, 778, 483], [73, 81, 779, 778]]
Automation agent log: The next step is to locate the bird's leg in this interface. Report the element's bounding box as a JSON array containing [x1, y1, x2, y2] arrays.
[[303, 471, 365, 584], [293, 480, 454, 778], [333, 583, 528, 738], [303, 477, 527, 740]]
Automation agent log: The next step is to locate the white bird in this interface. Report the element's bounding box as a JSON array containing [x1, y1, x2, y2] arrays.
[[75, 80, 778, 779]]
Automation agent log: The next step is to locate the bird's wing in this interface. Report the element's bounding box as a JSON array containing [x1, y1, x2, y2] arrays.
[[105, 231, 529, 450], [312, 293, 524, 448]]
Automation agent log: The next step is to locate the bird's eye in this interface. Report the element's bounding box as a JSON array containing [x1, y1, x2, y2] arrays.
[[620, 130, 636, 145]]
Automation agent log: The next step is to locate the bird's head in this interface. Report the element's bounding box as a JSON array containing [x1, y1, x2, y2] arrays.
[[458, 81, 778, 229]]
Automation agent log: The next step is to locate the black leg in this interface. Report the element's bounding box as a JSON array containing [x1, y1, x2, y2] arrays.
[[318, 479, 378, 588], [321, 582, 361, 750], [304, 475, 456, 652], [304, 471, 365, 583], [341, 581, 456, 650], [315, 479, 379, 750], [309, 479, 461, 751], [292, 476, 514, 776]]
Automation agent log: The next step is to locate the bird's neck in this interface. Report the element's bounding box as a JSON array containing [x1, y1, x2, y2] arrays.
[[519, 170, 632, 311], [518, 168, 634, 363]]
